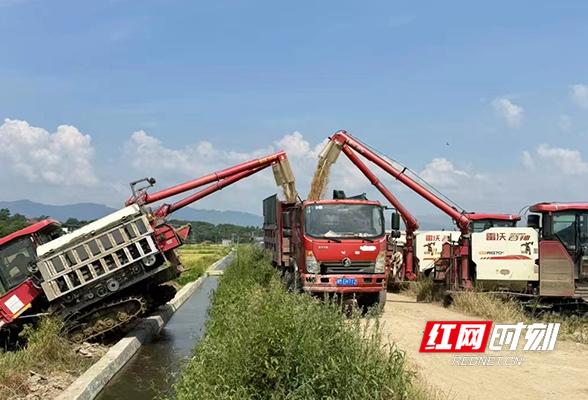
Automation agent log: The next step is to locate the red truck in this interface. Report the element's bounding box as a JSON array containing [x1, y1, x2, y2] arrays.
[[263, 190, 401, 311]]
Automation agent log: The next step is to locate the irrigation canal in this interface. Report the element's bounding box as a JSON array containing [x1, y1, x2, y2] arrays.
[[95, 253, 234, 399]]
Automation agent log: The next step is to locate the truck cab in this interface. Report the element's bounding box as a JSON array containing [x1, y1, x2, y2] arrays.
[[264, 191, 394, 309], [0, 220, 63, 327], [528, 203, 588, 298]]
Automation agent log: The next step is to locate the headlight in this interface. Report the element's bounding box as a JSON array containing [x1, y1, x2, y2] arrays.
[[305, 251, 320, 274], [374, 250, 386, 273]]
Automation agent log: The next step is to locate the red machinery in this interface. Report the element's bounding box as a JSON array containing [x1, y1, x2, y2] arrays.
[[125, 151, 296, 253], [527, 203, 588, 298], [0, 220, 62, 329], [319, 130, 521, 288], [340, 145, 420, 280], [263, 189, 394, 310], [0, 151, 296, 341]]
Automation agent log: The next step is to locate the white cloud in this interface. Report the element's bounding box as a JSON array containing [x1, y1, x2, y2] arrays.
[[492, 97, 524, 129], [521, 151, 535, 172], [570, 84, 588, 109], [522, 144, 588, 176], [0, 118, 98, 186], [419, 158, 470, 188], [559, 114, 572, 132], [2, 117, 587, 221], [536, 144, 588, 175]]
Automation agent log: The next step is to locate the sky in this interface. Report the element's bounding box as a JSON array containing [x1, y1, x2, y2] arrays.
[[1, 0, 588, 221]]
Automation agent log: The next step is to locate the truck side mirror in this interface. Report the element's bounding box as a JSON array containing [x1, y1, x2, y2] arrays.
[[282, 211, 292, 230], [390, 212, 400, 231], [527, 214, 540, 230]]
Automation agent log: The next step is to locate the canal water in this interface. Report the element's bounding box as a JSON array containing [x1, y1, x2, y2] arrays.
[[95, 254, 233, 400]]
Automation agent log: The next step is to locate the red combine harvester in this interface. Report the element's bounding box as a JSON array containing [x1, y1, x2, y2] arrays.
[[0, 220, 63, 332], [263, 188, 399, 311], [526, 203, 588, 299], [0, 151, 296, 343], [318, 131, 536, 294]]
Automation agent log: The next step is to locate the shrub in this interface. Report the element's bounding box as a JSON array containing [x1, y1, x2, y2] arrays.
[[0, 318, 94, 399], [172, 246, 418, 400], [451, 291, 588, 345]]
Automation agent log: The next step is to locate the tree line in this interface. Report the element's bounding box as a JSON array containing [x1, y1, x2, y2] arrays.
[[168, 219, 262, 244], [0, 209, 262, 244]]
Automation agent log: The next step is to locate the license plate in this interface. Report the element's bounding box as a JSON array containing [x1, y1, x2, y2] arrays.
[[336, 278, 357, 286]]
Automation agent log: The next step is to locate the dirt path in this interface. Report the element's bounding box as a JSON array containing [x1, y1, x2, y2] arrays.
[[380, 293, 588, 400]]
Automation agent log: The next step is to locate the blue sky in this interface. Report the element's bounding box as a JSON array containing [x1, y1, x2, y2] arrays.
[[1, 0, 588, 219]]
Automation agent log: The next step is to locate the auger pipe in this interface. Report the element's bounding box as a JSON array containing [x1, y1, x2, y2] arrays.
[[342, 145, 419, 231], [342, 144, 419, 279], [126, 151, 289, 206], [153, 164, 272, 218], [330, 131, 471, 233]]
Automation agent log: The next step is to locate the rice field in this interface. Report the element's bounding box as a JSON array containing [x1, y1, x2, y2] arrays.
[[176, 244, 231, 285]]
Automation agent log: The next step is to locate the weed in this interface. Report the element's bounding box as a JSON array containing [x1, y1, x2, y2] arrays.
[[0, 318, 96, 399], [171, 246, 421, 400], [451, 291, 588, 345]]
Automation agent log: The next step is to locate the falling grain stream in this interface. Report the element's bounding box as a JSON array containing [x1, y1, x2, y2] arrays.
[[94, 253, 233, 400], [307, 158, 332, 201]]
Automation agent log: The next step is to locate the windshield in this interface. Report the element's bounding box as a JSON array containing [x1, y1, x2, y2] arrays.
[[552, 212, 588, 250], [0, 238, 36, 294], [304, 203, 384, 239], [471, 220, 517, 233]]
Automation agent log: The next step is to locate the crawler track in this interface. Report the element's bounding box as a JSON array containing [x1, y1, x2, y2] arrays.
[[65, 296, 147, 343]]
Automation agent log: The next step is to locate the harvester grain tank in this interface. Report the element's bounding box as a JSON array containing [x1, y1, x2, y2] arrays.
[[0, 151, 297, 343]]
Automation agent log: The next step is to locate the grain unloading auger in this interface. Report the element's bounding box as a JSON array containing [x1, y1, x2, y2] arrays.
[[0, 151, 297, 344], [319, 130, 523, 291], [318, 141, 420, 281]]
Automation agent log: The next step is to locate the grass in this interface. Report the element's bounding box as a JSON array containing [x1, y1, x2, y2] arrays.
[[176, 244, 230, 286], [0, 243, 229, 399], [450, 291, 588, 345], [399, 275, 446, 304], [0, 318, 96, 400], [171, 245, 426, 400]]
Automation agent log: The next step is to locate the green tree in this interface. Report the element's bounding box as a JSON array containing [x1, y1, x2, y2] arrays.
[[0, 208, 31, 238]]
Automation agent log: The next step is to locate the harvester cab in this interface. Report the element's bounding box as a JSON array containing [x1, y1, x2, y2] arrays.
[[466, 213, 520, 233], [0, 220, 62, 295], [528, 203, 588, 297]]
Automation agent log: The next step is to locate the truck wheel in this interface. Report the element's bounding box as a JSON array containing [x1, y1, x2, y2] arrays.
[[285, 269, 302, 293], [361, 292, 386, 314]]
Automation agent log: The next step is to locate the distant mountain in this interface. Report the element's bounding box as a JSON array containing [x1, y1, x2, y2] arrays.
[[0, 200, 118, 222], [0, 200, 264, 227], [172, 208, 263, 227], [1, 200, 463, 230]]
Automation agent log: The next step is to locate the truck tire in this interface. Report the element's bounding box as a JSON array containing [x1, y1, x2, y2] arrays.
[[361, 291, 386, 313], [284, 265, 302, 293]]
